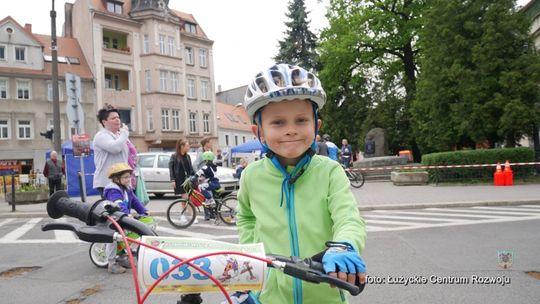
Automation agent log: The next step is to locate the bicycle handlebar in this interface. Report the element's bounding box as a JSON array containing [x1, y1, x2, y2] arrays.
[[42, 190, 157, 239], [267, 254, 364, 296]]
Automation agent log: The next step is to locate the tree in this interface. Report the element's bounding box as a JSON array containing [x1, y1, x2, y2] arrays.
[[318, 0, 425, 158], [412, 0, 540, 153], [274, 0, 320, 71]]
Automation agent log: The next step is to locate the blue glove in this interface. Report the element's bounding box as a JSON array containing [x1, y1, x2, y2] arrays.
[[322, 241, 366, 274], [220, 291, 255, 304]]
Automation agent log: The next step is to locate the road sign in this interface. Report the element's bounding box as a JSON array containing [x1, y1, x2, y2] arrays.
[[65, 72, 84, 132]]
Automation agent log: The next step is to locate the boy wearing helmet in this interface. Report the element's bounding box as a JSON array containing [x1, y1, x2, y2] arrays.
[[236, 64, 366, 304], [195, 151, 221, 211], [103, 163, 149, 274]]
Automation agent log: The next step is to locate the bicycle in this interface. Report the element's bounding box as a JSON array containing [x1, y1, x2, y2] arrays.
[[342, 164, 365, 188], [166, 177, 238, 229], [42, 191, 365, 304]]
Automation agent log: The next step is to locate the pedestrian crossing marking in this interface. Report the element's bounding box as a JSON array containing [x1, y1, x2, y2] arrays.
[[1, 205, 540, 243]]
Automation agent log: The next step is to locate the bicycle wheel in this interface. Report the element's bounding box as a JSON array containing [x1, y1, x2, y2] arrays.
[[89, 243, 108, 268], [166, 199, 197, 229], [217, 194, 238, 226], [349, 170, 365, 188]]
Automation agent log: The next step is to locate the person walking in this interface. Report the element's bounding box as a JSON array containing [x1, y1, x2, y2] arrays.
[[93, 105, 130, 197], [43, 150, 64, 196], [169, 138, 195, 199], [323, 134, 339, 161], [341, 138, 353, 168], [315, 134, 328, 156]]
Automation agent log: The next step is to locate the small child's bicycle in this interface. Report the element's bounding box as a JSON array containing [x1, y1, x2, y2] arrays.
[[41, 191, 365, 304], [166, 176, 238, 229], [342, 164, 365, 188]]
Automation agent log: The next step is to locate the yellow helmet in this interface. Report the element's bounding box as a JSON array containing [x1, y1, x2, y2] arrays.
[[107, 163, 133, 178]]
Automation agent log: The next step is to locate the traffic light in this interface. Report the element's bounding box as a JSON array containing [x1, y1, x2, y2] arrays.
[[40, 129, 54, 140]]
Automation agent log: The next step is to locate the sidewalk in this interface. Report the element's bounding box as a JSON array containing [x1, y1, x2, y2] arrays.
[[1, 182, 540, 218]]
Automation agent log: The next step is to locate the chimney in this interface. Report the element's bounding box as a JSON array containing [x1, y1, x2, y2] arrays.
[[217, 84, 222, 93], [64, 2, 74, 38], [24, 23, 32, 33]]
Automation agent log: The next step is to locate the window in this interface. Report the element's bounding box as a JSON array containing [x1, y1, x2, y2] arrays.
[[0, 120, 9, 139], [189, 112, 197, 133], [0, 45, 5, 60], [200, 79, 209, 100], [199, 49, 207, 68], [159, 70, 168, 92], [161, 109, 170, 130], [143, 34, 149, 54], [172, 110, 180, 130], [15, 47, 25, 62], [147, 110, 154, 130], [118, 109, 132, 131], [159, 35, 166, 55], [184, 22, 197, 34], [104, 68, 129, 90], [187, 78, 196, 98], [145, 70, 151, 92], [66, 57, 80, 64], [243, 136, 246, 143], [203, 113, 210, 133], [138, 155, 155, 168], [106, 0, 123, 14], [235, 135, 239, 146], [168, 37, 175, 56], [47, 82, 64, 102], [225, 134, 229, 146], [16, 80, 31, 100], [171, 72, 179, 93], [158, 155, 170, 168], [185, 47, 193, 65], [0, 79, 7, 99], [17, 120, 31, 139]]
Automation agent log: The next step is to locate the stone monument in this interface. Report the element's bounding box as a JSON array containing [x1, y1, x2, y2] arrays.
[[364, 128, 388, 158]]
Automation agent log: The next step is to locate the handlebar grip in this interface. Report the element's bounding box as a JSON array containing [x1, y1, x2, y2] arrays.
[[306, 259, 365, 296], [47, 191, 110, 225]]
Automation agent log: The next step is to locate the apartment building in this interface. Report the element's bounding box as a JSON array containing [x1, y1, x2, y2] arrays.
[[0, 16, 96, 174], [65, 0, 218, 152]]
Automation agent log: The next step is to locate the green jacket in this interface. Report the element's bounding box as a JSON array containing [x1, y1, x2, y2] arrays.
[[237, 155, 366, 304]]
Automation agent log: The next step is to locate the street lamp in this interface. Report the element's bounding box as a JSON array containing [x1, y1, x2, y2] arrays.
[[50, 0, 61, 155]]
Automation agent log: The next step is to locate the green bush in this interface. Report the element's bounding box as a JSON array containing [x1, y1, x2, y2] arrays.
[[421, 148, 535, 183]]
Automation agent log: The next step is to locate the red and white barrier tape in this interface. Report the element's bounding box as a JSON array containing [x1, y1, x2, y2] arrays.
[[350, 161, 540, 172]]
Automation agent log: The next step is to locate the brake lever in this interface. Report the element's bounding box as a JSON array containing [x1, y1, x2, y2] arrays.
[[267, 255, 364, 296], [42, 221, 116, 243]]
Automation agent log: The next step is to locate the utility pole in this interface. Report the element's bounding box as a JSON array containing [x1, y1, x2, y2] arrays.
[[51, 0, 62, 154]]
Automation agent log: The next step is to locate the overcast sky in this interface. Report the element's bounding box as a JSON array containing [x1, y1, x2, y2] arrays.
[[2, 0, 531, 91]]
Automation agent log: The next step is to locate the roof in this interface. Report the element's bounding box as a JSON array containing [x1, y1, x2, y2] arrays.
[[0, 18, 93, 80], [170, 9, 209, 39], [215, 102, 252, 131], [34, 34, 94, 79], [0, 16, 42, 45], [90, 0, 133, 18]]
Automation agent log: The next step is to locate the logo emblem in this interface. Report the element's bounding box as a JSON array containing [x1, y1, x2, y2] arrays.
[[498, 250, 513, 269]]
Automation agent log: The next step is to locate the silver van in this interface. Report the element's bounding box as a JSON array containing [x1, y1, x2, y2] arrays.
[[137, 152, 238, 198]]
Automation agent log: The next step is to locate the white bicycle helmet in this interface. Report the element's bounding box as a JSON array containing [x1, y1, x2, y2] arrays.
[[244, 63, 326, 122]]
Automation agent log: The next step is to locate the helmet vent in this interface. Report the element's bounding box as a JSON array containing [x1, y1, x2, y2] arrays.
[[256, 77, 268, 93], [271, 71, 285, 87]]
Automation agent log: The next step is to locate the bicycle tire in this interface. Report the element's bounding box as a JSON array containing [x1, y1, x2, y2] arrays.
[[89, 242, 108, 268], [217, 194, 238, 226], [166, 199, 197, 229], [349, 171, 365, 188]]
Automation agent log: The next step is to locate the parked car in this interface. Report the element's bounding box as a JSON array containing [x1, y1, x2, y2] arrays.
[[137, 152, 239, 198]]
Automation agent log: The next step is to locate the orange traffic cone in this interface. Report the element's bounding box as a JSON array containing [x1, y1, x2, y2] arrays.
[[503, 160, 513, 186], [493, 162, 504, 186]]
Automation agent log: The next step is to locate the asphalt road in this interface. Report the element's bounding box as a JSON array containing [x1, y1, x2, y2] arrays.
[[1, 204, 539, 303]]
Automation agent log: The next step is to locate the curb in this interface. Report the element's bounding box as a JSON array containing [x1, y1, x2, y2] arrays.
[[2, 200, 540, 219]]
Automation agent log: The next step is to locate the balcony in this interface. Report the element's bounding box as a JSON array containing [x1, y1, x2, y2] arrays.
[[102, 29, 130, 54]]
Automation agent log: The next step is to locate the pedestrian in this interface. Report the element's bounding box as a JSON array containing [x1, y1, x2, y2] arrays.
[[168, 138, 195, 199], [323, 134, 339, 161], [103, 163, 149, 274], [341, 138, 353, 168], [315, 134, 328, 156], [233, 158, 248, 179], [43, 150, 64, 196], [93, 104, 131, 197], [215, 149, 224, 167], [193, 137, 213, 170], [235, 63, 366, 303]]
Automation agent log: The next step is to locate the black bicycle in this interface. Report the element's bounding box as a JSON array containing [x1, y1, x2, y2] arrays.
[[166, 177, 238, 229], [342, 164, 365, 188]]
